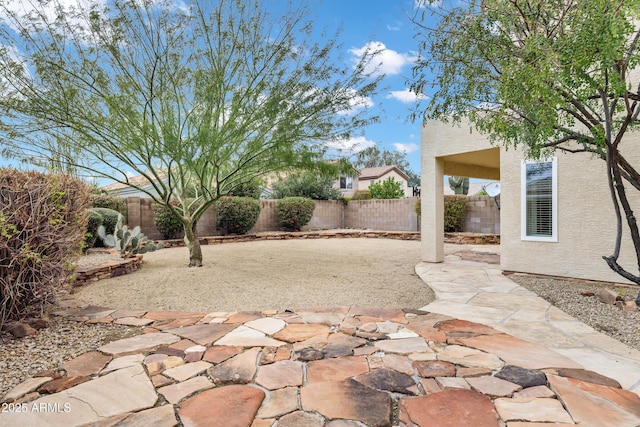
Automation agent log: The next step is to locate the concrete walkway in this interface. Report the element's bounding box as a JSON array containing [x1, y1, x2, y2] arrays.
[[416, 250, 640, 397]]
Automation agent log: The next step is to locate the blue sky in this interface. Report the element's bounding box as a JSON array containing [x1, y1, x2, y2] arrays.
[[0, 0, 431, 178], [311, 0, 427, 174]]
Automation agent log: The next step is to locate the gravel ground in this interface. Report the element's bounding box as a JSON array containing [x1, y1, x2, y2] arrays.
[[510, 274, 640, 351], [0, 317, 141, 396], [72, 239, 434, 312]]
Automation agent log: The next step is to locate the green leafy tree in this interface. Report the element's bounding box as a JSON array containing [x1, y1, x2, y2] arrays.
[[353, 146, 420, 187], [0, 0, 381, 267], [411, 0, 640, 284], [369, 177, 405, 199], [271, 172, 342, 200]]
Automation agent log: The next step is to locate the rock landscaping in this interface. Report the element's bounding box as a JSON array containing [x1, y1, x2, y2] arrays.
[[1, 304, 639, 427]]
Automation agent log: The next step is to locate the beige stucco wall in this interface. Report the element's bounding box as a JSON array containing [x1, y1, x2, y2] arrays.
[[500, 144, 640, 284], [421, 119, 640, 284], [421, 120, 499, 262]]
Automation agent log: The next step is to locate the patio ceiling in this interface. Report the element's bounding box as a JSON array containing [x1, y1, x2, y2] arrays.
[[440, 147, 500, 180]]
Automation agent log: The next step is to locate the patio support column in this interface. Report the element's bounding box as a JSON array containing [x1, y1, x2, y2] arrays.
[[421, 155, 444, 262]]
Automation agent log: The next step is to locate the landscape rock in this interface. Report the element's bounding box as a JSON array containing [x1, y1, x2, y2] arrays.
[[597, 288, 619, 305], [495, 365, 547, 388]]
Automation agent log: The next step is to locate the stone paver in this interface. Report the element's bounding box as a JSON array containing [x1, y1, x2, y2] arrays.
[[399, 389, 500, 427], [98, 332, 180, 356], [6, 249, 638, 427], [207, 347, 260, 385], [178, 385, 264, 427], [255, 360, 303, 390], [374, 337, 431, 354], [256, 387, 299, 419], [157, 376, 213, 404], [301, 379, 392, 426], [63, 351, 112, 377], [493, 397, 574, 424], [163, 360, 212, 382]]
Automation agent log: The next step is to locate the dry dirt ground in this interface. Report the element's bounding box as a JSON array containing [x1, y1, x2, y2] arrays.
[[73, 238, 435, 312]]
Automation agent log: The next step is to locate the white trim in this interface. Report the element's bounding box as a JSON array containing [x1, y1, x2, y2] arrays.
[[521, 157, 558, 242]]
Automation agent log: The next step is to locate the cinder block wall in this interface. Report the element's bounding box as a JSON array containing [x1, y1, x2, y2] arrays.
[[345, 198, 419, 231], [464, 196, 500, 234], [125, 196, 496, 237]]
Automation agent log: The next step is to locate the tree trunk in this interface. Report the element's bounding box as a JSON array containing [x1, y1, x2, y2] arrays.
[[184, 222, 203, 267]]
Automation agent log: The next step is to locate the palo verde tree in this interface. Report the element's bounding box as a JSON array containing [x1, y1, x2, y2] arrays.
[[0, 0, 381, 267], [411, 0, 640, 285]]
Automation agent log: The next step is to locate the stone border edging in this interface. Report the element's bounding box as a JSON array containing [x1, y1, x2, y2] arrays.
[[73, 255, 143, 287]]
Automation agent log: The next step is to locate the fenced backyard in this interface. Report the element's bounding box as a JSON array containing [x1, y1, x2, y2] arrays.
[[123, 196, 500, 240]]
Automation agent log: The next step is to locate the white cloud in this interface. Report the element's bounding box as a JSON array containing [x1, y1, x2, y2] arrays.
[[414, 0, 443, 8], [386, 88, 428, 103], [327, 136, 376, 154], [349, 41, 416, 77], [394, 143, 419, 153]]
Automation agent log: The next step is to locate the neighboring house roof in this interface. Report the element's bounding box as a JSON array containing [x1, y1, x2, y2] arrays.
[[358, 165, 410, 182], [102, 173, 164, 192]]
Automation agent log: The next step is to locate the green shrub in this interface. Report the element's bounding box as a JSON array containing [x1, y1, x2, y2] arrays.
[[84, 210, 104, 250], [89, 191, 126, 215], [277, 197, 315, 231], [271, 172, 341, 200], [444, 195, 468, 232], [228, 179, 263, 199], [90, 207, 121, 247], [351, 190, 371, 200], [0, 169, 90, 327], [369, 177, 404, 199], [216, 196, 261, 235], [414, 198, 421, 216], [153, 201, 184, 239]]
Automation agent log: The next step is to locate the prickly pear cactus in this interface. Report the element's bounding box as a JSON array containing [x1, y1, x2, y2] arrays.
[[98, 214, 164, 258]]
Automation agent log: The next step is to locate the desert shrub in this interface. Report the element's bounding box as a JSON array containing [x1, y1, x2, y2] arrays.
[[0, 169, 90, 327], [228, 179, 263, 199], [153, 201, 184, 239], [444, 195, 468, 232], [84, 210, 104, 250], [90, 207, 121, 247], [369, 177, 404, 199], [271, 172, 341, 200], [216, 196, 261, 235], [89, 191, 126, 215], [351, 190, 371, 200], [277, 197, 315, 231], [414, 198, 421, 216]]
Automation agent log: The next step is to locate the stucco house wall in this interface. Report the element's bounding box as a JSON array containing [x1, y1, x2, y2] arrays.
[[500, 144, 640, 283], [421, 119, 640, 284]]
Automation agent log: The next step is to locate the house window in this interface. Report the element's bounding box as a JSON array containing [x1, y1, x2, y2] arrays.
[[339, 176, 353, 190], [521, 158, 557, 242]]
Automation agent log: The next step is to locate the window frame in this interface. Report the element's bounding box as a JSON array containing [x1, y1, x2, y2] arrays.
[[339, 176, 353, 190], [521, 157, 558, 242]]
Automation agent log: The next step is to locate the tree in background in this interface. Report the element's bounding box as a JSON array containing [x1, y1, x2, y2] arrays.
[[353, 146, 420, 187], [369, 177, 405, 199], [271, 172, 342, 200], [411, 0, 640, 285], [0, 0, 381, 267]]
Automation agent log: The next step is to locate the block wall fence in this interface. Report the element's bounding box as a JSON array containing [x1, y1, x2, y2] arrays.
[[124, 196, 500, 240]]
